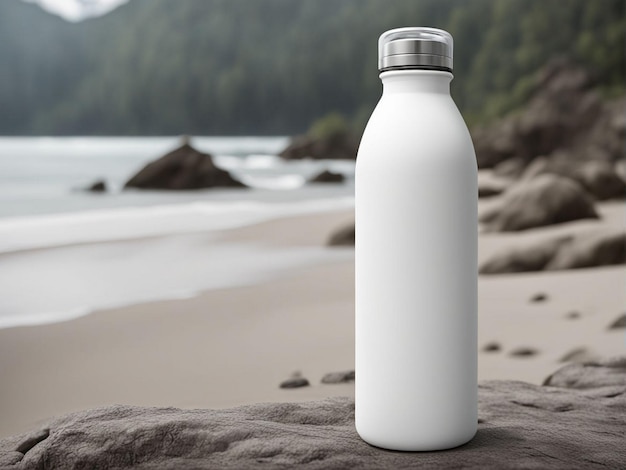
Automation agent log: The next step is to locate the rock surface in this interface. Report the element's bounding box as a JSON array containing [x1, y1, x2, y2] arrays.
[[279, 378, 310, 389], [479, 174, 598, 232], [1, 358, 624, 469], [85, 179, 107, 192], [321, 370, 355, 384], [480, 229, 626, 274], [472, 59, 624, 169], [309, 170, 345, 183], [327, 223, 355, 246], [280, 132, 358, 160], [124, 143, 245, 190], [520, 157, 626, 201]]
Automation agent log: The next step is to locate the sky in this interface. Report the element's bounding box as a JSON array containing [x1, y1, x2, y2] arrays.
[[24, 0, 129, 21]]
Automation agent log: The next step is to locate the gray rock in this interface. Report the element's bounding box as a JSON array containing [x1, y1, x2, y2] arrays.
[[280, 132, 358, 160], [559, 347, 598, 364], [309, 170, 345, 183], [321, 370, 355, 384], [2, 359, 625, 469], [479, 229, 625, 274], [543, 356, 626, 392], [510, 347, 539, 357], [608, 313, 626, 330], [85, 179, 107, 192], [482, 342, 501, 352], [279, 377, 310, 389], [480, 174, 599, 232], [478, 182, 504, 198], [521, 157, 626, 201], [472, 59, 622, 170], [530, 293, 548, 303], [327, 223, 355, 247], [492, 157, 527, 179], [565, 311, 581, 320], [124, 143, 246, 190]]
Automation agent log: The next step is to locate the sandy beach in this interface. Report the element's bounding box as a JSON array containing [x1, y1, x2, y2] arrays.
[[0, 202, 624, 438]]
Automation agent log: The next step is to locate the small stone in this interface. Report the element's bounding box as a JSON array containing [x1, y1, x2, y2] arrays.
[[565, 311, 581, 320], [321, 371, 355, 384], [530, 293, 548, 303], [608, 313, 626, 330], [309, 170, 345, 183], [279, 378, 310, 389], [86, 180, 107, 192], [510, 347, 539, 357], [482, 342, 501, 352]]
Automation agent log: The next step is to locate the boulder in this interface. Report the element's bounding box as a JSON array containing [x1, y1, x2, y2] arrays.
[[479, 229, 626, 274], [492, 157, 527, 179], [85, 179, 107, 192], [124, 143, 245, 190], [2, 358, 624, 469], [309, 170, 345, 183], [608, 313, 626, 330], [521, 156, 626, 200], [478, 183, 504, 198], [280, 132, 358, 160], [471, 59, 624, 169], [574, 160, 626, 200], [546, 230, 626, 270], [327, 223, 355, 246], [479, 174, 599, 232]]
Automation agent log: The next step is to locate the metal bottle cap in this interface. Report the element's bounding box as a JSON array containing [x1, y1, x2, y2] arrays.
[[378, 27, 453, 72]]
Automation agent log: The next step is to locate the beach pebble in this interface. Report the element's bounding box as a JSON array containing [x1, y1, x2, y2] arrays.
[[510, 347, 539, 357], [482, 342, 501, 352], [279, 378, 310, 389], [565, 311, 581, 320], [321, 370, 355, 384], [608, 313, 626, 330], [530, 293, 548, 303]]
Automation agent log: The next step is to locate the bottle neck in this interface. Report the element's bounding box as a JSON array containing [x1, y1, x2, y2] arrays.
[[379, 70, 452, 95]]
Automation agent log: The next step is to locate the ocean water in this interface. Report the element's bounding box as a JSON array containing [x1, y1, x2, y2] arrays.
[[0, 137, 356, 328], [0, 136, 355, 218]]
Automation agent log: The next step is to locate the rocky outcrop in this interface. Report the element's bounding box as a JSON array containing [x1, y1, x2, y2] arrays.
[[1, 359, 624, 469], [280, 132, 358, 160], [480, 229, 626, 274], [124, 143, 245, 190], [472, 59, 625, 170], [327, 223, 355, 246], [521, 156, 626, 201], [479, 174, 599, 232], [309, 170, 345, 183]]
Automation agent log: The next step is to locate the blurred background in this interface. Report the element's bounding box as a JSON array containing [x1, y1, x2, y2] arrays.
[[0, 0, 624, 438]]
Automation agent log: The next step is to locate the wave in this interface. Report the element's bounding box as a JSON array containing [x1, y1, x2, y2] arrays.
[[0, 197, 354, 254]]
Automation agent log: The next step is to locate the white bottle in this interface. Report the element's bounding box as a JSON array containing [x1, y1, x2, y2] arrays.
[[355, 27, 477, 451]]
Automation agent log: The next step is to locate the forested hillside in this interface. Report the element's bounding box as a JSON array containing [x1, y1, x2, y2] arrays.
[[1, 0, 624, 135]]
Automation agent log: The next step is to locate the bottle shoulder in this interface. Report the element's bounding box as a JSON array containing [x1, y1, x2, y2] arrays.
[[358, 93, 475, 165]]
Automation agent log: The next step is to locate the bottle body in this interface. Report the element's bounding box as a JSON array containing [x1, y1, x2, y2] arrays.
[[355, 70, 477, 451]]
